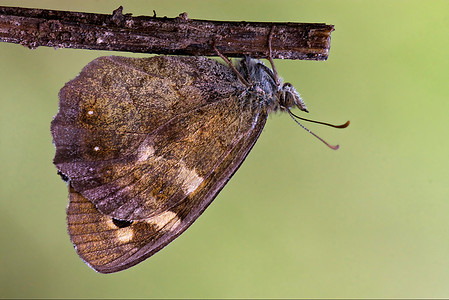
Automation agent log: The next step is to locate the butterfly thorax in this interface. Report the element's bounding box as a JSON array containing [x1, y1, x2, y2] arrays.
[[238, 57, 308, 113]]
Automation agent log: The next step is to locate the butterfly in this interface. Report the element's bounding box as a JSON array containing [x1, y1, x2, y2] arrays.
[[51, 51, 348, 273]]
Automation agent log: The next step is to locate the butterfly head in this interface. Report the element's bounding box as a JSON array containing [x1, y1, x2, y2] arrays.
[[277, 82, 308, 113]]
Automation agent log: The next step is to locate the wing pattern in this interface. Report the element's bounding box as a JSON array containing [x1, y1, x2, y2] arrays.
[[52, 56, 268, 273]]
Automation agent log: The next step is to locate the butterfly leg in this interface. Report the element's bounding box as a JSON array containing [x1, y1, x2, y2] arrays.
[[212, 41, 251, 87], [267, 25, 281, 86]]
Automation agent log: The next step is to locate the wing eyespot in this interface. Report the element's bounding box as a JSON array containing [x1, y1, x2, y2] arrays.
[[112, 218, 133, 228]]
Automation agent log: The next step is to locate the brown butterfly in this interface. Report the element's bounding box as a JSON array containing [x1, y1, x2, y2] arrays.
[[51, 51, 348, 273]]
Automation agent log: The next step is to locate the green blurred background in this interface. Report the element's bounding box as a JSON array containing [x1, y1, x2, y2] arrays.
[[1, 0, 448, 298]]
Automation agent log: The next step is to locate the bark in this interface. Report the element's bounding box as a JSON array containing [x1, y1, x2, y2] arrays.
[[0, 6, 334, 60]]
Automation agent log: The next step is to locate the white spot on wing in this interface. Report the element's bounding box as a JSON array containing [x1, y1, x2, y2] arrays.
[[178, 161, 203, 195], [137, 140, 155, 161], [106, 219, 134, 242], [147, 211, 181, 231], [106, 219, 115, 229], [117, 227, 134, 243]]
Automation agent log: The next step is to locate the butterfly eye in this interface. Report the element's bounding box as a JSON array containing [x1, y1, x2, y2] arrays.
[[112, 218, 133, 228]]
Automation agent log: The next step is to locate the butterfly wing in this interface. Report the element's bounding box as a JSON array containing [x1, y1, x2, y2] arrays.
[[52, 56, 267, 273]]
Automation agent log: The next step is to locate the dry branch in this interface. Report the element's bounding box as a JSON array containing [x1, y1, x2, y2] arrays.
[[0, 6, 334, 60]]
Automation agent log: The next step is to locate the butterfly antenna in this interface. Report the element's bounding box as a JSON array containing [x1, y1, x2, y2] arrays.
[[289, 110, 350, 129], [287, 109, 349, 150]]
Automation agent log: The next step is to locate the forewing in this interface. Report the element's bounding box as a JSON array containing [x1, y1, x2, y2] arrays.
[[52, 56, 248, 220]]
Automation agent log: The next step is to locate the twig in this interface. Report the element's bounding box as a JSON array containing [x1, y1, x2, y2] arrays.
[[0, 6, 334, 60]]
